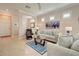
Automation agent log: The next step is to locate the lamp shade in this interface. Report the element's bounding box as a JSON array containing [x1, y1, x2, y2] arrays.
[[65, 27, 72, 31]]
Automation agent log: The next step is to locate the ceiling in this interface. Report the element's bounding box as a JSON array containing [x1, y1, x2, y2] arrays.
[[0, 3, 75, 16]]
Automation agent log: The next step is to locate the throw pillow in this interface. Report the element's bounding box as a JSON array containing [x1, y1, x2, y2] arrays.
[[73, 34, 79, 42], [71, 39, 79, 52]]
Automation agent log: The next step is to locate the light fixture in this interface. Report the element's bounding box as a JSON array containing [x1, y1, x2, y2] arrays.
[[63, 13, 70, 18], [65, 27, 72, 31], [41, 18, 45, 22], [36, 27, 39, 29], [31, 23, 34, 28], [6, 9, 9, 11], [65, 27, 72, 35], [50, 16, 55, 21], [30, 19, 35, 23]]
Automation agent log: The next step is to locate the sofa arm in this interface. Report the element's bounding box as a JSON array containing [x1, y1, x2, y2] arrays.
[[47, 43, 79, 56]]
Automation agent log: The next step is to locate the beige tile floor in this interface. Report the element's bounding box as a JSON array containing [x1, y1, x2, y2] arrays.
[[0, 36, 47, 56]]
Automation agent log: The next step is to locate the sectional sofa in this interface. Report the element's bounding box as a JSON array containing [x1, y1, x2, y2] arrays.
[[39, 29, 59, 43], [47, 34, 79, 56]]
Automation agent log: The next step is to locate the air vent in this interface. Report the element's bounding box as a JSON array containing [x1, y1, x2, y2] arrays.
[[25, 5, 31, 9]]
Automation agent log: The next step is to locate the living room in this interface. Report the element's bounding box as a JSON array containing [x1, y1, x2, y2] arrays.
[[0, 3, 79, 56]]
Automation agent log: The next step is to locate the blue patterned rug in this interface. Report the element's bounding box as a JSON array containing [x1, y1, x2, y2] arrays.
[[26, 41, 47, 55]]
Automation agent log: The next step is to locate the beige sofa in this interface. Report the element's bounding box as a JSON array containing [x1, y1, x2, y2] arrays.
[[47, 42, 79, 56]]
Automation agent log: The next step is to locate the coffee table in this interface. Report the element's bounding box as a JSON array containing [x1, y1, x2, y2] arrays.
[[34, 36, 46, 46]]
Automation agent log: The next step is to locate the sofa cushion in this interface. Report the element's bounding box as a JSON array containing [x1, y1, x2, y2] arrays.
[[57, 35, 74, 48], [47, 42, 79, 56], [71, 39, 79, 52], [73, 34, 79, 42]]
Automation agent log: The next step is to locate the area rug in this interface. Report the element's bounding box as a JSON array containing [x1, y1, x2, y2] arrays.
[[26, 41, 47, 55]]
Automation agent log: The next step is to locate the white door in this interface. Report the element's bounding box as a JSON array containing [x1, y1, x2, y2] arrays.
[[0, 15, 11, 36]]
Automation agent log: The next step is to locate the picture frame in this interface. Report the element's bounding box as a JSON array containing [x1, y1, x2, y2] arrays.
[[46, 20, 60, 29], [30, 23, 35, 28]]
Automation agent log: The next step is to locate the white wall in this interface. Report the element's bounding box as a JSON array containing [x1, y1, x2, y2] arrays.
[[18, 14, 29, 36], [36, 4, 79, 35], [12, 15, 19, 36], [0, 10, 19, 36], [0, 16, 11, 36], [0, 9, 34, 37]]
